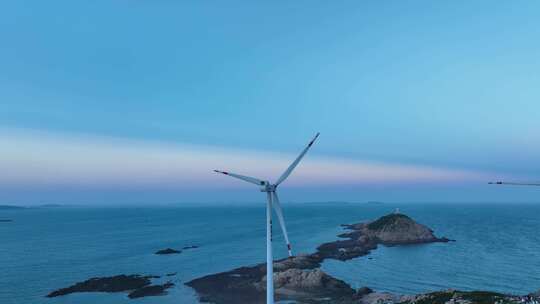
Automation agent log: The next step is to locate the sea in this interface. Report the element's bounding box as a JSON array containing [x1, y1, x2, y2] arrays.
[[1, 202, 539, 304]]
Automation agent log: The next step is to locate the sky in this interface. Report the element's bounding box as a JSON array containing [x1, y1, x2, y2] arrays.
[[1, 1, 539, 205]]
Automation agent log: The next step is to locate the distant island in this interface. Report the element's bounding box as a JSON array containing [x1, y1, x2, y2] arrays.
[[0, 204, 64, 209], [0, 205, 25, 210], [38, 204, 63, 208]]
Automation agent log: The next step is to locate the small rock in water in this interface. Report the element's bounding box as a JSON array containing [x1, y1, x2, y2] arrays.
[[128, 282, 174, 299], [182, 245, 198, 250], [46, 274, 154, 297], [166, 272, 177, 277], [155, 248, 181, 255]]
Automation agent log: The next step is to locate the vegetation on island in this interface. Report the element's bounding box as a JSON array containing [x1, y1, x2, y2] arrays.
[[400, 290, 514, 304], [367, 213, 412, 230]]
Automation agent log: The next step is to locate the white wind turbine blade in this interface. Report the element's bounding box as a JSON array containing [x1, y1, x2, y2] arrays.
[[272, 192, 292, 257], [489, 181, 540, 186], [213, 170, 265, 186], [275, 133, 320, 186]]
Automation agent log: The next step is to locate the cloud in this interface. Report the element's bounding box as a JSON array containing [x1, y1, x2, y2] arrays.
[[0, 128, 491, 190]]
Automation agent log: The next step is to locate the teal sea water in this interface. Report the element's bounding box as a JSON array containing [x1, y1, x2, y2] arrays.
[[1, 203, 540, 303]]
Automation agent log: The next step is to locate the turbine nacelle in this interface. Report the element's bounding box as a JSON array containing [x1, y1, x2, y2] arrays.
[[261, 183, 276, 192]]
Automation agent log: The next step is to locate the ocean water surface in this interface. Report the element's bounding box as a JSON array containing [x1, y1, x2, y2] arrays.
[[1, 203, 539, 303]]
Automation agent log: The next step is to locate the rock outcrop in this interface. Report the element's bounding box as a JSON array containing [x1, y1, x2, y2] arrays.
[[46, 274, 161, 298], [268, 268, 358, 303], [127, 282, 175, 299], [398, 290, 515, 304], [356, 289, 540, 304], [186, 264, 362, 304], [155, 248, 181, 255], [273, 254, 322, 271], [185, 264, 267, 303], [359, 291, 402, 304]]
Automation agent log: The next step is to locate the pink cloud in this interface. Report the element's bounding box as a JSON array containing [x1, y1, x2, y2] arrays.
[[0, 129, 492, 190]]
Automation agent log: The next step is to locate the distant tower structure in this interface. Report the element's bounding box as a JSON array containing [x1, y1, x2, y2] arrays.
[[394, 208, 400, 214]]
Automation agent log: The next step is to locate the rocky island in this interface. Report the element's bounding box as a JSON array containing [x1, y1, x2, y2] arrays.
[[155, 248, 182, 255], [186, 212, 453, 303], [46, 244, 196, 299], [155, 245, 197, 255], [46, 274, 174, 299]]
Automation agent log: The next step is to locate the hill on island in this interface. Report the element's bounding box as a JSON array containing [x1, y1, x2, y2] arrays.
[[364, 213, 450, 245]]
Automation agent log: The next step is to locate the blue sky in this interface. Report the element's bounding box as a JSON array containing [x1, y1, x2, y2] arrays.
[[1, 1, 539, 204]]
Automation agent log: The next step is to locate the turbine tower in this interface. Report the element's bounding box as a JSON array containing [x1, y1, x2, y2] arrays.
[[214, 132, 320, 304]]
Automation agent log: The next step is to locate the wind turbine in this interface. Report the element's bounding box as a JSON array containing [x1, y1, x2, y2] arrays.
[[214, 132, 320, 304], [489, 181, 540, 186]]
